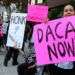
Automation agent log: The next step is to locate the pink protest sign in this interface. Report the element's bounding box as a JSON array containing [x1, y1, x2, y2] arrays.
[[33, 16, 75, 66], [27, 5, 48, 23]]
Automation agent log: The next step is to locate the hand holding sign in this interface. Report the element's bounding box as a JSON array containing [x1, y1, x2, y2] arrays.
[[9, 35, 24, 54], [13, 41, 17, 49], [28, 64, 36, 69], [9, 34, 17, 48], [43, 17, 49, 24]]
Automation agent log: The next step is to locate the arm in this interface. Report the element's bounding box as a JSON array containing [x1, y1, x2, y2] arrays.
[[9, 33, 24, 54], [28, 64, 36, 69]]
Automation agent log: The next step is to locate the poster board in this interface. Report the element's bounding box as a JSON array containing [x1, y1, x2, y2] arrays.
[[6, 13, 27, 49]]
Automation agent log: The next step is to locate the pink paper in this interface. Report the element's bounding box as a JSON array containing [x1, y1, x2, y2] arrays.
[[33, 16, 75, 66], [27, 5, 48, 23]]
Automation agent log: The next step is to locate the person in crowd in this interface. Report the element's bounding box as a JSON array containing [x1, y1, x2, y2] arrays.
[[17, 21, 37, 75], [3, 1, 19, 67], [2, 6, 9, 49], [3, 33, 19, 66], [17, 1, 48, 74], [0, 14, 3, 51], [48, 4, 75, 75], [10, 1, 18, 13], [0, 0, 6, 17], [17, 48, 36, 75], [17, 20, 49, 75], [0, 0, 7, 50]]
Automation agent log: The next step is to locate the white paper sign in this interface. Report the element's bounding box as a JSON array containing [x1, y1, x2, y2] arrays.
[[31, 0, 36, 5], [6, 13, 27, 49], [37, 0, 43, 3]]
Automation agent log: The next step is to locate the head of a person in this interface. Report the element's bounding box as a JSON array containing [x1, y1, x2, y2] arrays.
[[0, 0, 3, 5], [63, 4, 75, 17]]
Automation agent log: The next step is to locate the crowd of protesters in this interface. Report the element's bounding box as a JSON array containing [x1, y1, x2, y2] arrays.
[[0, 0, 37, 75], [0, 0, 75, 75]]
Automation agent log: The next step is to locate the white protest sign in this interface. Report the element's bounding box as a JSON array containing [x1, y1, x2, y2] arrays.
[[37, 0, 43, 3], [31, 0, 36, 5], [6, 13, 27, 49]]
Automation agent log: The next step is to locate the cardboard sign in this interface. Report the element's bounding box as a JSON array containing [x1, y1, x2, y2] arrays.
[[6, 13, 27, 49], [33, 16, 75, 66], [27, 5, 48, 23]]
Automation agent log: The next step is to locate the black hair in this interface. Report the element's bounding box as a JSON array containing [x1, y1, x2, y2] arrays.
[[63, 2, 75, 10], [59, 3, 75, 17], [49, 2, 75, 20]]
